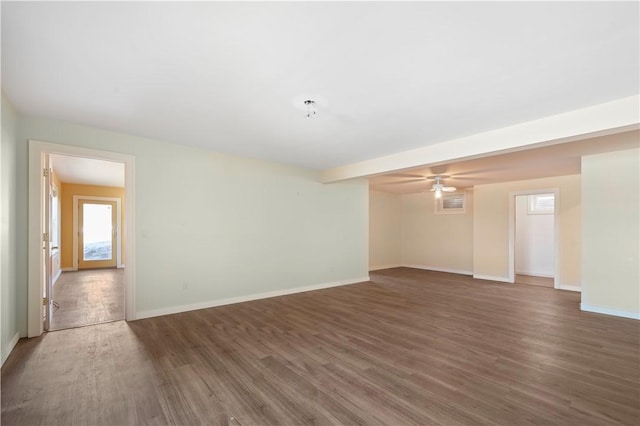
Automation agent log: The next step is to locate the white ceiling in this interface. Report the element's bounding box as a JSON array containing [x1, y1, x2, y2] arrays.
[[50, 154, 125, 188], [2, 2, 638, 171]]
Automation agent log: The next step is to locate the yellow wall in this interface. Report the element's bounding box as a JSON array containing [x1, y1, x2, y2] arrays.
[[60, 183, 125, 269]]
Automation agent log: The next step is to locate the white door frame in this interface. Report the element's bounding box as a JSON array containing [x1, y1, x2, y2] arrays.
[[73, 196, 123, 270], [28, 140, 136, 337], [508, 188, 560, 289]]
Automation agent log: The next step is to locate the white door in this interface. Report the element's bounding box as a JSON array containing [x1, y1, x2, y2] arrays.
[[42, 154, 53, 331]]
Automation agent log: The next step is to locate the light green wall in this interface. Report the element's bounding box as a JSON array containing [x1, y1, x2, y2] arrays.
[[582, 148, 639, 317], [369, 190, 402, 270], [16, 114, 369, 320], [1, 94, 21, 364]]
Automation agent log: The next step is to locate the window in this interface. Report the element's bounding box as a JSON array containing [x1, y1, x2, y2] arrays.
[[435, 192, 466, 214], [528, 193, 554, 214], [50, 184, 60, 249]]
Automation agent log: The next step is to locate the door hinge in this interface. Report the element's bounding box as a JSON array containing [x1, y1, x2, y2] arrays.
[[42, 232, 50, 242], [42, 297, 49, 306], [42, 168, 50, 178]]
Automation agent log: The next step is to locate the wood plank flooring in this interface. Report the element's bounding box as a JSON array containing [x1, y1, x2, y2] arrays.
[[515, 273, 554, 288], [2, 267, 639, 425], [50, 269, 124, 331]]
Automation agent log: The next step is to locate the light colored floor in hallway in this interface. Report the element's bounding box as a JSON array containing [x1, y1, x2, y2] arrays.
[[515, 273, 554, 288], [50, 268, 124, 331]]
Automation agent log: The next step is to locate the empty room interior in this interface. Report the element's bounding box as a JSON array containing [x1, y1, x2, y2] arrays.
[[1, 2, 639, 425]]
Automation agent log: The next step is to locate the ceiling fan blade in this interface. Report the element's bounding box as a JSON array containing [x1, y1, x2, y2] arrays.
[[390, 173, 426, 179], [443, 187, 457, 192], [379, 178, 426, 185], [428, 165, 450, 175], [447, 176, 479, 181]]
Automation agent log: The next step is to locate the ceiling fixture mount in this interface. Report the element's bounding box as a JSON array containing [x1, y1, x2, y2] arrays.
[[430, 176, 456, 198], [304, 100, 317, 119], [292, 95, 327, 119]]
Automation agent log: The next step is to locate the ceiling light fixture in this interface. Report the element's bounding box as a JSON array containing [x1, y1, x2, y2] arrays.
[[304, 99, 317, 119], [430, 176, 456, 198]]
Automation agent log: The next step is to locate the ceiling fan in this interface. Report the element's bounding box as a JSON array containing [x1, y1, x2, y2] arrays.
[[430, 176, 456, 198]]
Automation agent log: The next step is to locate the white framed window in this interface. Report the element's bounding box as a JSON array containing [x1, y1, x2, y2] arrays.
[[50, 184, 60, 250], [435, 192, 466, 214], [528, 193, 554, 215]]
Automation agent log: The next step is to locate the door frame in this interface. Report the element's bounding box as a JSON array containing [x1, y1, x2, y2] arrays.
[[28, 140, 136, 337], [73, 196, 123, 270], [43, 153, 52, 331], [508, 188, 560, 289]]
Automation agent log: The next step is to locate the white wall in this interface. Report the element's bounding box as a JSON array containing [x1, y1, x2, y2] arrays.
[[515, 195, 555, 277], [1, 94, 20, 364], [16, 114, 369, 322], [581, 148, 639, 318], [369, 190, 402, 270], [401, 191, 474, 274], [474, 175, 581, 288]]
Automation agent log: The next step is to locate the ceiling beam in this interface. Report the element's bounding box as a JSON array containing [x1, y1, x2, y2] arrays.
[[320, 95, 639, 183]]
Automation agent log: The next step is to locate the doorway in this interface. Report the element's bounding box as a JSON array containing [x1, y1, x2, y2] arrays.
[[79, 200, 117, 269], [46, 158, 125, 331], [509, 189, 559, 288], [28, 140, 136, 338]]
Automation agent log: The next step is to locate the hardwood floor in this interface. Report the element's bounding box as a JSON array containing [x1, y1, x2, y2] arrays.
[[3, 268, 639, 425], [515, 273, 554, 288], [50, 269, 124, 331]]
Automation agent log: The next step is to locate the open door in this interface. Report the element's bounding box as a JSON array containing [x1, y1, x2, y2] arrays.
[[28, 140, 136, 338], [42, 154, 53, 331]]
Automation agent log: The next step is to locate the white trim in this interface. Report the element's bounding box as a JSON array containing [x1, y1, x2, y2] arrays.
[[434, 192, 467, 215], [61, 267, 76, 272], [137, 276, 371, 320], [369, 264, 403, 271], [28, 140, 136, 338], [556, 284, 581, 292], [515, 271, 555, 278], [473, 274, 512, 283], [1, 332, 20, 366], [73, 195, 122, 270], [508, 188, 560, 289], [403, 264, 473, 276], [580, 304, 639, 320]]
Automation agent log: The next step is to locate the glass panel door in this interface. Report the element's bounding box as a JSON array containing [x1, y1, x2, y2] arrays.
[[79, 200, 117, 269]]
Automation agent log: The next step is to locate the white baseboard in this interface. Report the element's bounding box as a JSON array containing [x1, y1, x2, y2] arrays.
[[473, 274, 512, 283], [404, 264, 473, 276], [516, 271, 554, 278], [61, 267, 76, 272], [369, 264, 402, 271], [1, 332, 21, 367], [118, 264, 125, 269], [136, 276, 371, 320], [556, 284, 581, 292], [580, 303, 639, 320]]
